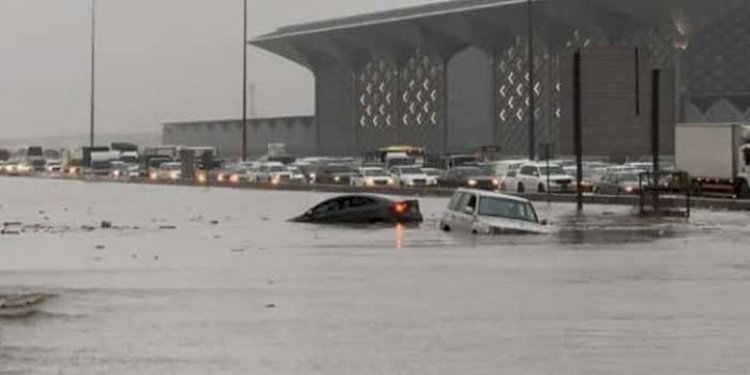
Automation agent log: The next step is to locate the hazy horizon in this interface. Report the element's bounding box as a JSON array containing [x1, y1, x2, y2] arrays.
[[0, 0, 442, 140]]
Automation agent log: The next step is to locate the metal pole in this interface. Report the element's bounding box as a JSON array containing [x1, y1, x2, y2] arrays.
[[573, 50, 583, 212], [651, 69, 661, 211], [241, 0, 248, 161], [89, 0, 97, 149], [527, 0, 536, 161], [545, 143, 551, 204]]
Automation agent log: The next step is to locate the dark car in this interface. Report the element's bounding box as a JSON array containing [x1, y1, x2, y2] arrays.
[[438, 166, 499, 190], [593, 173, 644, 195], [310, 164, 357, 185], [290, 195, 423, 225]]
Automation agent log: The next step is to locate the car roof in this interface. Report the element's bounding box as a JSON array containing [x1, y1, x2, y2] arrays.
[[520, 162, 563, 168], [454, 188, 532, 203]]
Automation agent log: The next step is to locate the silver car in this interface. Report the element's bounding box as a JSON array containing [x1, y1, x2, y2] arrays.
[[440, 189, 549, 235]]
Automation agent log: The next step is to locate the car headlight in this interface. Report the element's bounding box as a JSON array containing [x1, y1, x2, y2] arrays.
[[271, 176, 280, 185], [365, 177, 375, 186], [625, 186, 634, 193], [217, 174, 226, 182], [196, 173, 208, 184], [150, 172, 158, 180], [492, 179, 499, 186], [230, 174, 240, 183], [334, 176, 341, 183], [387, 178, 394, 185], [113, 170, 121, 177], [468, 179, 478, 187], [170, 172, 180, 180]]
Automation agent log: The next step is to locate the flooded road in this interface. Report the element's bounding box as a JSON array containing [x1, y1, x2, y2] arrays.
[[2, 177, 750, 374]]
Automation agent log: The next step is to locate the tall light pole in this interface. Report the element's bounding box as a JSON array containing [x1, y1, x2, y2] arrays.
[[241, 0, 248, 161], [89, 0, 98, 148], [527, 0, 536, 160]]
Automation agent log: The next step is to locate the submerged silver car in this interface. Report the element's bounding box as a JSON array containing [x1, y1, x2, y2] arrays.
[[440, 189, 549, 235]]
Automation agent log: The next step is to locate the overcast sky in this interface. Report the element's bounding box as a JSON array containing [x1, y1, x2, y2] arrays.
[[0, 0, 443, 139]]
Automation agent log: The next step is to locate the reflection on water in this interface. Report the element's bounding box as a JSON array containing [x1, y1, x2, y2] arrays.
[[2, 178, 750, 374]]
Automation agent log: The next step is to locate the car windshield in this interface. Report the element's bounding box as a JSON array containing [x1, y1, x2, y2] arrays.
[[478, 197, 538, 223], [540, 166, 566, 175], [455, 167, 482, 176], [399, 167, 423, 174], [364, 169, 387, 177], [619, 173, 639, 182], [268, 166, 285, 172], [423, 169, 441, 176]]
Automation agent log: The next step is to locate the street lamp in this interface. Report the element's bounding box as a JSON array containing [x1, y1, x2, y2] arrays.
[[241, 0, 248, 161], [89, 0, 97, 149]]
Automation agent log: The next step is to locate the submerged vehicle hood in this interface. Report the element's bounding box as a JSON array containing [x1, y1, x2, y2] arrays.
[[476, 216, 550, 235]]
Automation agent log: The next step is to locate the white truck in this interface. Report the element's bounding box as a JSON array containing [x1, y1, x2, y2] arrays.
[[675, 123, 750, 198]]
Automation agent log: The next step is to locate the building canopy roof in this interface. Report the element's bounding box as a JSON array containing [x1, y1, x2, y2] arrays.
[[250, 0, 723, 69]]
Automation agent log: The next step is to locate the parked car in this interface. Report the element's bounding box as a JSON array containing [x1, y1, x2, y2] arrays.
[[421, 168, 444, 178], [593, 173, 644, 195], [45, 159, 63, 173], [290, 195, 423, 225], [499, 169, 520, 192], [309, 164, 357, 185], [491, 159, 529, 179], [286, 166, 307, 184], [440, 189, 549, 235], [152, 162, 182, 181], [247, 162, 293, 184], [110, 162, 139, 178], [351, 167, 393, 187], [438, 166, 499, 190], [389, 165, 437, 187], [515, 163, 573, 193]]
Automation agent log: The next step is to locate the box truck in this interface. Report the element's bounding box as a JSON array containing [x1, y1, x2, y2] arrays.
[[675, 123, 750, 198]]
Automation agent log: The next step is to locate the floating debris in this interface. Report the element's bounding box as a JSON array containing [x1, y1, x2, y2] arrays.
[[0, 293, 49, 319], [158, 225, 177, 230], [265, 304, 276, 309], [100, 221, 112, 229]]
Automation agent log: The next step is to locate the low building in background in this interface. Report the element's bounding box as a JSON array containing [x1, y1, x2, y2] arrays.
[[162, 116, 316, 158]]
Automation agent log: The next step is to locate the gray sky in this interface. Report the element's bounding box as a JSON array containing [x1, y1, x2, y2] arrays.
[[0, 0, 443, 139]]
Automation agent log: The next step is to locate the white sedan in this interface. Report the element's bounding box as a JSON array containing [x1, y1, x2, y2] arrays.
[[389, 165, 438, 187], [440, 189, 550, 235], [351, 167, 394, 187]]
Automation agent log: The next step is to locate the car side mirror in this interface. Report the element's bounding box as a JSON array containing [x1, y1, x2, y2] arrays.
[[540, 219, 549, 226], [463, 207, 475, 215]]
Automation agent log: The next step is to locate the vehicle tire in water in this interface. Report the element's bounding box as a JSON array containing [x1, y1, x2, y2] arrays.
[[538, 184, 545, 193], [517, 183, 525, 193], [441, 223, 451, 232]]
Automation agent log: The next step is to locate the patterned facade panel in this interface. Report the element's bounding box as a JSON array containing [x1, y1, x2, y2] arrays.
[[494, 36, 557, 157], [355, 48, 446, 153], [398, 48, 445, 154]]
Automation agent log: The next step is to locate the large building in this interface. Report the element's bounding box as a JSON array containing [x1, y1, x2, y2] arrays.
[[167, 0, 750, 160]]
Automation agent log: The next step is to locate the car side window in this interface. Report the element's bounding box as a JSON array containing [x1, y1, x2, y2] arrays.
[[507, 170, 517, 178], [520, 166, 534, 176], [448, 192, 464, 210], [350, 197, 375, 207], [466, 195, 477, 212], [454, 193, 473, 213], [313, 199, 341, 214]]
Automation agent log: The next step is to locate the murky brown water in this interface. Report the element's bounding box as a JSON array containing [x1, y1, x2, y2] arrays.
[[1, 178, 750, 374]]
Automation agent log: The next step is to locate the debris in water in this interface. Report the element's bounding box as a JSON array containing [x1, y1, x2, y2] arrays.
[[81, 225, 96, 232], [230, 248, 245, 253], [0, 293, 49, 319], [209, 220, 219, 225], [101, 221, 112, 229], [158, 225, 177, 230], [265, 304, 276, 309], [95, 245, 106, 250]]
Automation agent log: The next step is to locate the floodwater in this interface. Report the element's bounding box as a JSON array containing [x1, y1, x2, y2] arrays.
[[1, 178, 750, 375]]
